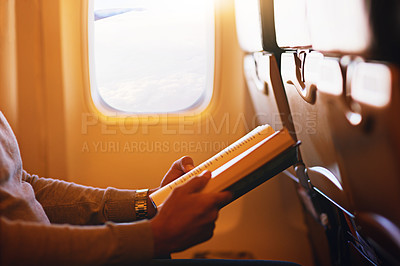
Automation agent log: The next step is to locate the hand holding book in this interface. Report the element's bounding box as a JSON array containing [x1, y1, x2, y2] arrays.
[[151, 126, 299, 207]]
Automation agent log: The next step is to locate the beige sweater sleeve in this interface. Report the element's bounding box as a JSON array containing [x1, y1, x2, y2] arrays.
[[22, 170, 140, 225], [0, 216, 154, 265], [0, 112, 155, 264]]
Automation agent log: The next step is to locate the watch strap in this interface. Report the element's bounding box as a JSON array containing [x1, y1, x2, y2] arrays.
[[134, 189, 149, 220]]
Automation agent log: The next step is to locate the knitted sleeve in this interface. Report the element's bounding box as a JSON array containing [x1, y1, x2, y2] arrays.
[[22, 170, 139, 225]]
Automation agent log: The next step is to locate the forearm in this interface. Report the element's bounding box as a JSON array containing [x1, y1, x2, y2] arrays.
[[22, 170, 138, 225], [0, 217, 154, 265]]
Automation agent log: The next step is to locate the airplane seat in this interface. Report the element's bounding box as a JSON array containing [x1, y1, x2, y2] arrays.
[[274, 0, 362, 265], [304, 0, 400, 264], [235, 0, 307, 217], [235, 2, 316, 264], [274, 0, 352, 210], [234, 0, 293, 134]]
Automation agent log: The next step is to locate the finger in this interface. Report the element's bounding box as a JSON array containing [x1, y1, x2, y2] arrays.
[[168, 156, 194, 176], [203, 209, 219, 223], [200, 222, 216, 242], [181, 171, 211, 193], [212, 191, 233, 208], [179, 156, 195, 173], [163, 158, 190, 183]]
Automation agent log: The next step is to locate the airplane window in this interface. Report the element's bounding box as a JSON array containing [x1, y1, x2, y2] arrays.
[[90, 0, 214, 114]]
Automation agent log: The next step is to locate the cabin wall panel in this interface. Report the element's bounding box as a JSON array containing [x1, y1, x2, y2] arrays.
[[0, 0, 18, 129], [14, 0, 47, 175]]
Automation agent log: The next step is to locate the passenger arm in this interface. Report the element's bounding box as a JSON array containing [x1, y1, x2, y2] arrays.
[[22, 170, 139, 225], [0, 216, 154, 265], [22, 156, 195, 225]]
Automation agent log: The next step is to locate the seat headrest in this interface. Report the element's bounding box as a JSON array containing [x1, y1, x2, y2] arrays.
[[306, 0, 400, 64], [235, 0, 263, 53], [273, 0, 311, 49], [306, 0, 371, 54]]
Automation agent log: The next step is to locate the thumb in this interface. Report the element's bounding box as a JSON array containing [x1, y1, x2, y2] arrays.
[[180, 156, 195, 173], [182, 171, 211, 193]]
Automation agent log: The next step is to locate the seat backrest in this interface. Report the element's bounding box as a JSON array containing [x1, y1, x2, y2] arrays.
[[274, 0, 351, 210], [304, 0, 400, 220], [320, 61, 400, 264], [303, 0, 400, 263]]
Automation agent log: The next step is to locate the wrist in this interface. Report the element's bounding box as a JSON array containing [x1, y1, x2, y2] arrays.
[[148, 188, 159, 218], [149, 188, 159, 195], [147, 195, 157, 218]]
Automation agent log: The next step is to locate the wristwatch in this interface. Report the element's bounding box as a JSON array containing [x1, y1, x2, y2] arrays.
[[134, 189, 149, 220]]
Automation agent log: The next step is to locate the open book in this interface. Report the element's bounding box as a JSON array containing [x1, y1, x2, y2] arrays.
[[150, 125, 299, 207]]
